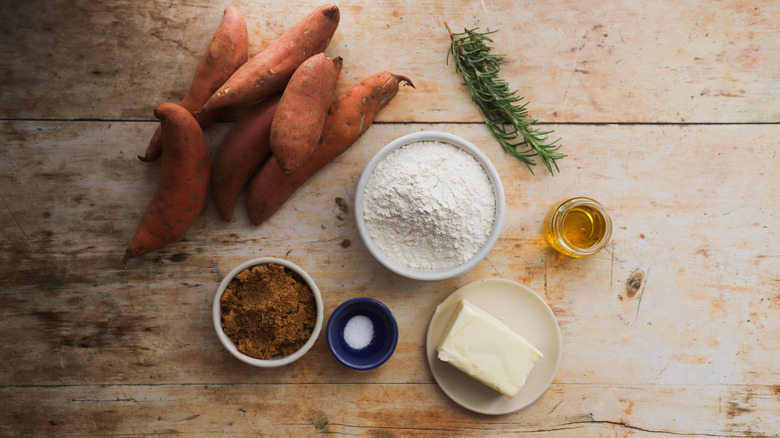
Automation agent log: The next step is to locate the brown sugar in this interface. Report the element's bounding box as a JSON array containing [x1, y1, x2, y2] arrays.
[[220, 263, 317, 360]]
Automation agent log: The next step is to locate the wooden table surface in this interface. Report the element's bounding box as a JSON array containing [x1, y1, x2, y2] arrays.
[[1, 0, 778, 436]]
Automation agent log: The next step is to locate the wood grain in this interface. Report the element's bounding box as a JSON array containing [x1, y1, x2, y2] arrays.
[[1, 120, 778, 435], [0, 0, 778, 123], [1, 384, 778, 436], [1, 0, 779, 436]]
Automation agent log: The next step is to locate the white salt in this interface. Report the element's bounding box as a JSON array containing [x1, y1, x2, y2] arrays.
[[343, 315, 374, 350]]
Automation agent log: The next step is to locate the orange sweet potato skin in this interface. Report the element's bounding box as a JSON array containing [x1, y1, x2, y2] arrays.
[[124, 103, 211, 265], [245, 72, 414, 226], [138, 7, 248, 162], [270, 54, 343, 173], [200, 4, 340, 113], [212, 94, 281, 221]]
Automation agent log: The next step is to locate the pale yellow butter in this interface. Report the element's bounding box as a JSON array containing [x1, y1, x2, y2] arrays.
[[436, 299, 543, 397]]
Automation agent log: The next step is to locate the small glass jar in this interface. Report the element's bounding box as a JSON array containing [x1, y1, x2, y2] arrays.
[[544, 197, 612, 257]]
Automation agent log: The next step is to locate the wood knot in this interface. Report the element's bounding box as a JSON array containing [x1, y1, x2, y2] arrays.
[[624, 268, 644, 299], [335, 197, 349, 214]]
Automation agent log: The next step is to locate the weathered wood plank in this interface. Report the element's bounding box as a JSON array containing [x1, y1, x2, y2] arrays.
[[0, 0, 778, 123], [1, 121, 777, 408], [1, 384, 778, 437], [2, 0, 779, 435]]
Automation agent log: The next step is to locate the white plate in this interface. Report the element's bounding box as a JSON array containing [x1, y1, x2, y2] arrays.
[[426, 279, 562, 415]]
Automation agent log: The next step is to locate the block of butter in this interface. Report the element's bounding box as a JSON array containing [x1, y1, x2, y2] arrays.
[[436, 299, 543, 397]]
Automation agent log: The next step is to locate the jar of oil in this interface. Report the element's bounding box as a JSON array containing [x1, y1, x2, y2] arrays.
[[544, 197, 612, 257]]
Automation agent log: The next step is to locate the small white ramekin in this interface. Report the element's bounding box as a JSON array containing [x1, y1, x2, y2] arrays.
[[213, 257, 323, 367]]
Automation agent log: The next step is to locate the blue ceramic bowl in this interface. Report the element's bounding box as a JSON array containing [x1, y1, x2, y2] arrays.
[[326, 297, 398, 370]]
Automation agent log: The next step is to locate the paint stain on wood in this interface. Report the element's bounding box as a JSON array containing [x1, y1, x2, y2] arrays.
[[625, 268, 644, 299]]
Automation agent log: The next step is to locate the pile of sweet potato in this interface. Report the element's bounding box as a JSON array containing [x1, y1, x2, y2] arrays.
[[123, 4, 414, 266]]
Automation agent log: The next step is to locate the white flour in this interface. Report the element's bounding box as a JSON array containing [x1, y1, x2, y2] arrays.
[[362, 140, 496, 270]]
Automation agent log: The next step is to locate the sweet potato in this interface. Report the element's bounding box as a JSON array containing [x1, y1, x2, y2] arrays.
[[271, 54, 343, 173], [123, 103, 211, 266], [200, 4, 340, 113], [245, 72, 414, 226], [212, 94, 281, 221], [138, 7, 248, 162]]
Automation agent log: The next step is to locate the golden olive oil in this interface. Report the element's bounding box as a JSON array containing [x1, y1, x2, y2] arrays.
[[544, 197, 612, 257], [562, 205, 607, 249]]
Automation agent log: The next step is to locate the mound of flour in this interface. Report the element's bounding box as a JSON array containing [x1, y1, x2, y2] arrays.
[[362, 140, 496, 270]]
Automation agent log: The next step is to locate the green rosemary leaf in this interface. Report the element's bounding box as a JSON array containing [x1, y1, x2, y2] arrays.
[[446, 24, 565, 175]]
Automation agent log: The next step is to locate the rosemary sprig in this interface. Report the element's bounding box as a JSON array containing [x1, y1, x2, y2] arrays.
[[446, 23, 565, 175]]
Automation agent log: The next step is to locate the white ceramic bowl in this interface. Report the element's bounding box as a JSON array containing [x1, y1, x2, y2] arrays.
[[213, 257, 324, 367], [355, 131, 505, 281]]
